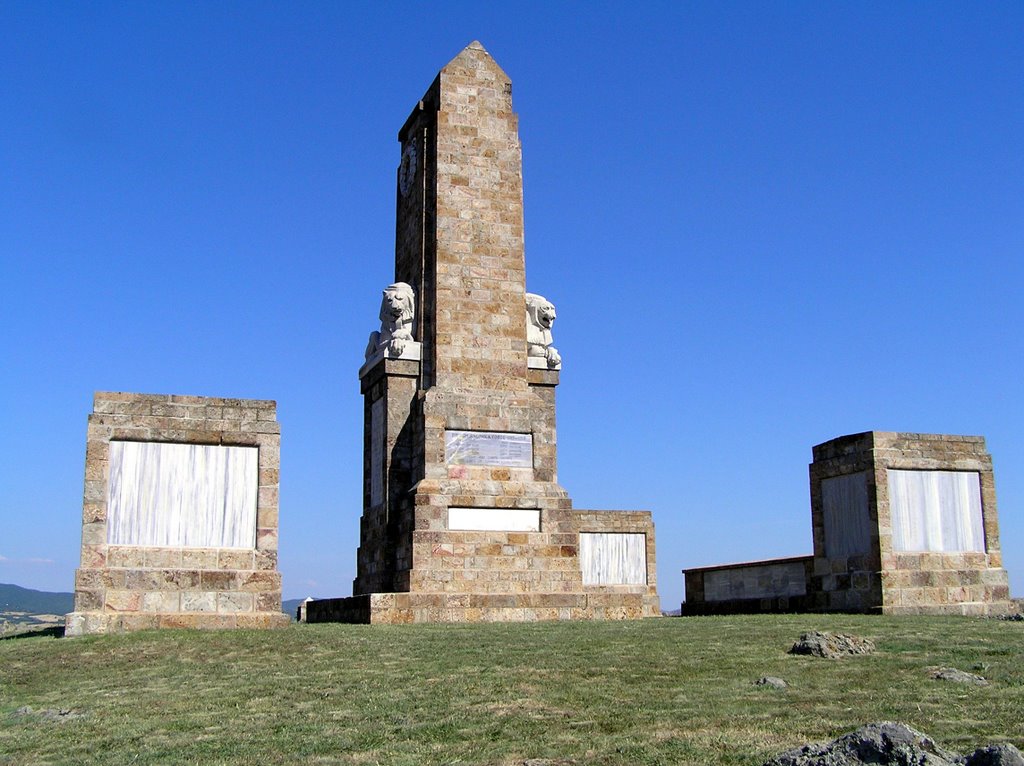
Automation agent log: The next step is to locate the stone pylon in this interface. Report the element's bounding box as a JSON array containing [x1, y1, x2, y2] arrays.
[[308, 43, 659, 623]]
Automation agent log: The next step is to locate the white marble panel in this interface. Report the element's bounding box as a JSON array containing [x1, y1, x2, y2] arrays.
[[579, 533, 647, 586], [888, 469, 984, 552], [821, 471, 872, 558], [445, 430, 533, 467], [447, 507, 540, 532], [370, 398, 384, 508], [107, 441, 258, 549]]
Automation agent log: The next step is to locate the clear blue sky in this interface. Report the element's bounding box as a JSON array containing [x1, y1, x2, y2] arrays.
[[3, 3, 1022, 608]]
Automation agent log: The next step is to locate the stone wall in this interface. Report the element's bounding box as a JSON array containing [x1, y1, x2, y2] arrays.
[[65, 391, 289, 635], [682, 557, 813, 615]]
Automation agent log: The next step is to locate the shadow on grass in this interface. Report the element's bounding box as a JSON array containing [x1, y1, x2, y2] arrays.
[[0, 626, 65, 641]]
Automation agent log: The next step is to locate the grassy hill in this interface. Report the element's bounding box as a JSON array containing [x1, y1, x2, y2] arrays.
[[0, 583, 73, 615], [1, 614, 1021, 765]]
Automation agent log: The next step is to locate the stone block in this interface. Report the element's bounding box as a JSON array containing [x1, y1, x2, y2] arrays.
[[68, 392, 284, 634]]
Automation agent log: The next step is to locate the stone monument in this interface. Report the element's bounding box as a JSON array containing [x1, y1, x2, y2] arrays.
[[66, 391, 290, 634], [307, 42, 659, 623], [807, 431, 1011, 614], [682, 431, 1014, 616]]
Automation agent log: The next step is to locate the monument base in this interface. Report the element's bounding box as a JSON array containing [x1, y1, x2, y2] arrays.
[[305, 590, 660, 624], [65, 610, 290, 635]]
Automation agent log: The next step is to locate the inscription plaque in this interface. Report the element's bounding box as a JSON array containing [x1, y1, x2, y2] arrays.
[[444, 430, 532, 467], [370, 399, 384, 507], [107, 441, 258, 548], [448, 507, 540, 532]]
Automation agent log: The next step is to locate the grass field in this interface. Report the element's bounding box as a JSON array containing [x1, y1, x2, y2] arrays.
[[1, 614, 1022, 765]]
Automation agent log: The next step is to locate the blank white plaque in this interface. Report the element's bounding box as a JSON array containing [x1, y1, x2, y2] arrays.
[[447, 507, 540, 532], [107, 441, 258, 548], [580, 532, 647, 585], [888, 469, 984, 553]]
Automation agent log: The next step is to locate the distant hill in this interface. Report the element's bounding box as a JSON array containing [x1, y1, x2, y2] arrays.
[[282, 598, 306, 619], [0, 583, 74, 616]]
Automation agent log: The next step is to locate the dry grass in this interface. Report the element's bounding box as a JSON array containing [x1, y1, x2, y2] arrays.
[[1, 614, 1022, 765]]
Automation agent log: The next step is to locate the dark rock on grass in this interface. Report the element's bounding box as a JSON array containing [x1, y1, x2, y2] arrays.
[[932, 667, 989, 686], [762, 721, 960, 765], [788, 631, 875, 659], [762, 722, 1024, 766], [755, 676, 788, 689], [965, 744, 1024, 766]]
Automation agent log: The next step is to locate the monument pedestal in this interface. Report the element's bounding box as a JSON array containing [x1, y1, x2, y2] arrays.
[[307, 591, 655, 625]]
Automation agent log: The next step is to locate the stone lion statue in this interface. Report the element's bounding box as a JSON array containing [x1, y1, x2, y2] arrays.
[[365, 282, 415, 360], [525, 292, 561, 368]]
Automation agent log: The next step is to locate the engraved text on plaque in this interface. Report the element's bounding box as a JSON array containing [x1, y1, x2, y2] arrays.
[[444, 430, 533, 468]]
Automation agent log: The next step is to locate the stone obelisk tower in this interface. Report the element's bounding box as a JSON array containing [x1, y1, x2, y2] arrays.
[[308, 42, 659, 623]]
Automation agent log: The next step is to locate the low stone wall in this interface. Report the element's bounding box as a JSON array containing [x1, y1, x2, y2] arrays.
[[682, 556, 813, 615], [305, 591, 652, 624], [66, 391, 289, 635]]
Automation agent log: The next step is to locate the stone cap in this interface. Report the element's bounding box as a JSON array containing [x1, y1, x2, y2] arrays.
[[94, 391, 276, 409], [682, 554, 813, 575], [812, 431, 986, 462]]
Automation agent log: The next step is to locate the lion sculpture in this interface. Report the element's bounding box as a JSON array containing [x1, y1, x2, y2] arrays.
[[365, 282, 415, 360], [525, 292, 561, 369]]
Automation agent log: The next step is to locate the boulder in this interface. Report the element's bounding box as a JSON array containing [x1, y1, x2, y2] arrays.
[[788, 631, 875, 659], [762, 722, 959, 766], [965, 744, 1024, 766], [762, 723, 1023, 766], [932, 667, 989, 686]]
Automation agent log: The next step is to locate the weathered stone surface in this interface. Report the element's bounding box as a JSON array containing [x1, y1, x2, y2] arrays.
[[788, 631, 875, 659], [931, 667, 989, 686], [764, 723, 1023, 766], [964, 744, 1024, 766], [13, 706, 87, 723], [762, 722, 961, 766], [755, 676, 788, 689]]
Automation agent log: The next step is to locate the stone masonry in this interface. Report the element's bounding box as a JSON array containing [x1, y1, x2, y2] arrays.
[[683, 431, 1014, 616], [306, 42, 659, 623], [809, 431, 1011, 615], [65, 391, 290, 635]]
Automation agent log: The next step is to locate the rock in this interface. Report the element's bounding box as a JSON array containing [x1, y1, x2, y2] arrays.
[[788, 631, 875, 659], [995, 613, 1022, 622], [932, 667, 989, 686], [10, 706, 84, 723], [38, 708, 85, 722], [965, 744, 1024, 766], [755, 676, 788, 689], [761, 721, 960, 766]]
